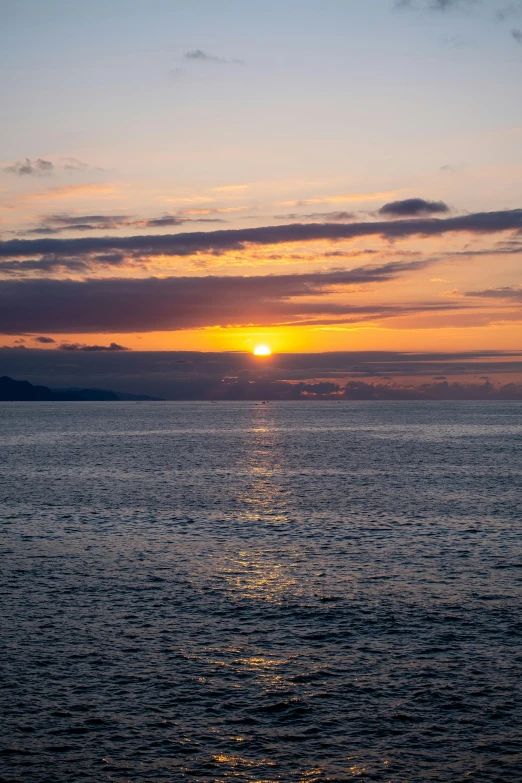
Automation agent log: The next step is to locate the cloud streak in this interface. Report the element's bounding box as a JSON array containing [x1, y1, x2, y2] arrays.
[[23, 212, 227, 235], [184, 49, 244, 65], [395, 0, 478, 10], [275, 211, 356, 222], [279, 191, 397, 207], [2, 157, 99, 177], [396, 0, 522, 46], [465, 285, 522, 301], [1, 209, 520, 268], [58, 341, 129, 352]]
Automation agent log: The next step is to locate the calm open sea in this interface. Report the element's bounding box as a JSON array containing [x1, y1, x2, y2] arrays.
[[1, 401, 522, 782]]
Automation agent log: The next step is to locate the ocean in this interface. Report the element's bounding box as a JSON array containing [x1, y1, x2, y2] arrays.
[[1, 401, 521, 782]]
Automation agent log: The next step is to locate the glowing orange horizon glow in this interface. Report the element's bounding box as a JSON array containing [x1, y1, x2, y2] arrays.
[[253, 344, 272, 356]]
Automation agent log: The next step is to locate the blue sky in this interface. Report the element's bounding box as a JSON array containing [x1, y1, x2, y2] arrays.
[[2, 0, 521, 199]]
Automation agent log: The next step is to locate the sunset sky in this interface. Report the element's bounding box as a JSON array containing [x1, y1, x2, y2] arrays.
[[1, 0, 522, 364]]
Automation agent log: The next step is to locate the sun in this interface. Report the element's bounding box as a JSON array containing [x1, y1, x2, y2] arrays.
[[253, 344, 272, 356]]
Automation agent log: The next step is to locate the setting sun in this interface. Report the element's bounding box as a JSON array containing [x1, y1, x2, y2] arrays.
[[253, 345, 272, 356]]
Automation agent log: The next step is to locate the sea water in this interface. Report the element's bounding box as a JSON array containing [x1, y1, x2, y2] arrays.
[[1, 401, 521, 782]]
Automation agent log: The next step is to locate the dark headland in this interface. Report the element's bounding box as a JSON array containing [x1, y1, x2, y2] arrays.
[[0, 376, 162, 402]]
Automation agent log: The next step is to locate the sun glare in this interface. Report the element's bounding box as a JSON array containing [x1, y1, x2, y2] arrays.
[[253, 345, 272, 356]]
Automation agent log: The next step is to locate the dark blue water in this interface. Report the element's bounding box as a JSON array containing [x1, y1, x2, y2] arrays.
[[1, 401, 521, 782]]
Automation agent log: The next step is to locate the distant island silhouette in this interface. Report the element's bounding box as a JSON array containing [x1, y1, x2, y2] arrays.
[[0, 376, 162, 402]]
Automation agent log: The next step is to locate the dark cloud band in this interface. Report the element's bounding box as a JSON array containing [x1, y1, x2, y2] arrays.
[[0, 262, 464, 334], [1, 209, 521, 264]]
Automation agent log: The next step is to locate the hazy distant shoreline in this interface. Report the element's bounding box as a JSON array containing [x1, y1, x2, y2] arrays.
[[2, 374, 522, 403]]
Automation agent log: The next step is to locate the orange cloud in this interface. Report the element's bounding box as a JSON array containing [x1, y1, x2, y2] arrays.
[[1, 183, 119, 210]]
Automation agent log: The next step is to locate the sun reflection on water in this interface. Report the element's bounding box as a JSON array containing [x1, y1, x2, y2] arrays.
[[220, 549, 299, 603], [232, 408, 289, 524], [209, 752, 329, 783]]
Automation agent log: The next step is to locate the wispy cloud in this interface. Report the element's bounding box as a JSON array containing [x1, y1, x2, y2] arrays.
[[2, 156, 100, 177], [497, 2, 522, 21], [394, 0, 478, 11], [59, 157, 101, 172], [180, 206, 250, 215], [396, 0, 522, 45], [21, 212, 227, 235], [274, 211, 356, 222], [168, 67, 186, 80], [465, 285, 522, 301], [184, 49, 245, 65], [0, 255, 128, 276], [3, 158, 54, 176], [278, 191, 397, 207]]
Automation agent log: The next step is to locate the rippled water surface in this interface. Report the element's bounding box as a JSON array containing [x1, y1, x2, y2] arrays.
[[1, 401, 522, 782]]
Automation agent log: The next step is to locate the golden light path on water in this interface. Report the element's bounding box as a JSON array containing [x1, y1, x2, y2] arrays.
[[178, 406, 387, 781]]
